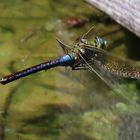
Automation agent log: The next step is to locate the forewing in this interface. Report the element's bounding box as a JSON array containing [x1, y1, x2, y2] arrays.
[[78, 48, 140, 109], [85, 45, 140, 79]]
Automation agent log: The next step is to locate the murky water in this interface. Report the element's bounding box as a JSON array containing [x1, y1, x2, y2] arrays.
[[0, 1, 140, 140]]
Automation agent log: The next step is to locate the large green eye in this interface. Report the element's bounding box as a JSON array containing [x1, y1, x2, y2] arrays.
[[96, 37, 107, 49]]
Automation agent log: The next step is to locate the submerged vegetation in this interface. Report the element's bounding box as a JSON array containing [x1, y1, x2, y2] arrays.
[[0, 0, 140, 140]]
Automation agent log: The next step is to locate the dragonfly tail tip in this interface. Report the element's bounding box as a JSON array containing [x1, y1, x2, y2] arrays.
[[0, 77, 7, 85]]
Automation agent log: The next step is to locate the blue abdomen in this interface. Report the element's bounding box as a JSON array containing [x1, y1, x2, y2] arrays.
[[0, 54, 75, 84]]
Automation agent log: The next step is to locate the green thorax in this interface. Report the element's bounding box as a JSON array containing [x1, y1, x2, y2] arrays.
[[68, 37, 107, 59]]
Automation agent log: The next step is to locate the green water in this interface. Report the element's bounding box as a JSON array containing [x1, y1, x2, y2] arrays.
[[0, 0, 140, 140]]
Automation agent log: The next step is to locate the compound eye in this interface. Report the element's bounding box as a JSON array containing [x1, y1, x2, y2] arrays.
[[97, 37, 107, 49]]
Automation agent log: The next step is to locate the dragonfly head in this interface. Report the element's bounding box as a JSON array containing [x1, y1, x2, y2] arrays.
[[95, 37, 107, 49], [80, 37, 107, 49]]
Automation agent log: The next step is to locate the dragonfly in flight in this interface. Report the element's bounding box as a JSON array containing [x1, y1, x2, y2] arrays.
[[0, 26, 140, 85]]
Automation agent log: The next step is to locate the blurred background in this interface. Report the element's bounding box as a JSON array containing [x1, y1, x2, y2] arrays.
[[0, 0, 140, 140]]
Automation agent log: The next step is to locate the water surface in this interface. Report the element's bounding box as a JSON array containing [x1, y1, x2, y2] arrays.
[[0, 1, 140, 140]]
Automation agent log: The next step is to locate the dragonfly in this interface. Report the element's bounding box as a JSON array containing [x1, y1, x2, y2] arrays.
[[0, 26, 140, 85]]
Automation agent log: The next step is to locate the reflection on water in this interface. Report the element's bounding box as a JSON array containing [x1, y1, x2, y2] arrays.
[[0, 0, 140, 140]]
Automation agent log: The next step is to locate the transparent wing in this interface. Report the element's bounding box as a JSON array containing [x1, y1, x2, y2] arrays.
[[77, 46, 140, 110], [85, 45, 140, 79]]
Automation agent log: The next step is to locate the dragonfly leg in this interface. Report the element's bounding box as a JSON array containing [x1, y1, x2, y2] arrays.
[[72, 62, 92, 70], [71, 60, 82, 69], [72, 62, 87, 70], [72, 55, 96, 70], [72, 62, 96, 70], [72, 66, 88, 70]]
